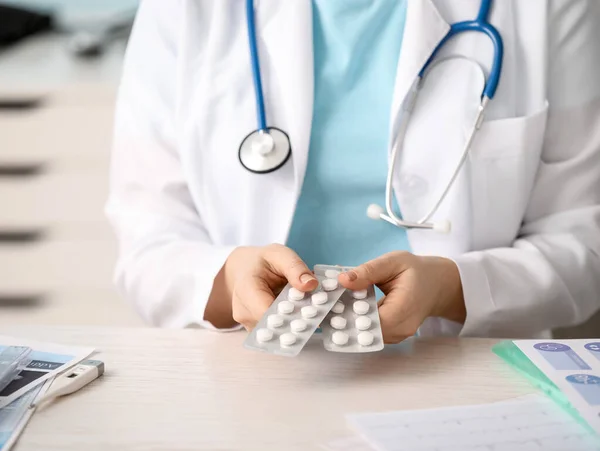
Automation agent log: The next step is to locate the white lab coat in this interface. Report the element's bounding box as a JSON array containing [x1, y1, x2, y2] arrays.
[[106, 0, 600, 337]]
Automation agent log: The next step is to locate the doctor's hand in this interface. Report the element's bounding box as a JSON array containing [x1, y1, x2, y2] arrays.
[[208, 244, 319, 330], [338, 252, 466, 344]]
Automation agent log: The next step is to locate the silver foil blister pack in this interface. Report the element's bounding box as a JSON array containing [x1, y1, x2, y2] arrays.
[[317, 267, 384, 353], [243, 273, 346, 357]]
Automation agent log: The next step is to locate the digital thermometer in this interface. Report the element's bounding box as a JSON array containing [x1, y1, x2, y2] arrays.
[[31, 360, 104, 409]]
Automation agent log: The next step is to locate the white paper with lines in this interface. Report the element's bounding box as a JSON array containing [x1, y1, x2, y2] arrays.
[[345, 395, 600, 451]]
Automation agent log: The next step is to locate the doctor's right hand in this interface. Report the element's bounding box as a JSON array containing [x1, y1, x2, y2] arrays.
[[206, 244, 319, 330]]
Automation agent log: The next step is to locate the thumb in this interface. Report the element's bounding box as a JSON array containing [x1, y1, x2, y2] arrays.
[[339, 252, 413, 291]]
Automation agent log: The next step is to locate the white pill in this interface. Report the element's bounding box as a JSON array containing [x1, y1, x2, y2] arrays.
[[332, 331, 349, 346], [301, 305, 318, 319], [267, 314, 284, 328], [256, 328, 273, 343], [352, 289, 368, 300], [288, 287, 305, 301], [290, 319, 308, 333], [280, 333, 297, 347], [311, 291, 328, 305], [355, 316, 372, 331], [325, 269, 340, 279], [330, 316, 347, 330], [322, 278, 338, 291], [332, 302, 345, 314], [278, 301, 294, 315], [357, 331, 374, 346], [353, 300, 369, 315]]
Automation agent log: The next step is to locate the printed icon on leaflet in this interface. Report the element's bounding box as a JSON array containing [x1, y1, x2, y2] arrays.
[[533, 342, 591, 371]]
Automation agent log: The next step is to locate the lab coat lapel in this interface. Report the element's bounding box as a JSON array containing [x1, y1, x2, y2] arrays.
[[259, 0, 314, 195], [389, 0, 450, 141], [389, 0, 473, 257]]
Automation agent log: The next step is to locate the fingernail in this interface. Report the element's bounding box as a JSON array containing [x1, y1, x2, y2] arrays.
[[344, 271, 358, 282], [300, 273, 316, 284]]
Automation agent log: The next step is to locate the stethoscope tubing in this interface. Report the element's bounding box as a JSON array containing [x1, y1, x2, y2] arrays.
[[381, 0, 503, 230], [243, 0, 504, 233], [246, 0, 268, 132], [420, 0, 503, 100]]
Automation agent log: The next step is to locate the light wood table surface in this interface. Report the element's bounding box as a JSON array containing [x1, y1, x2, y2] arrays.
[[5, 327, 535, 451]]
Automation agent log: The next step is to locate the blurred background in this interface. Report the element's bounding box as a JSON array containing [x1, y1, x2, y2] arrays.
[[0, 0, 143, 327], [1, 1, 596, 336]]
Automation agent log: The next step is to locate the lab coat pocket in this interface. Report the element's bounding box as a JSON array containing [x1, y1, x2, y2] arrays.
[[469, 102, 549, 249]]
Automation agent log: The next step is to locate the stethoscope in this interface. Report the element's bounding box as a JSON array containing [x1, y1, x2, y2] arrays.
[[239, 0, 503, 233], [238, 0, 293, 174]]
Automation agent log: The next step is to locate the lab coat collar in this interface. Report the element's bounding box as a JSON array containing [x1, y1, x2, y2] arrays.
[[389, 0, 450, 146]]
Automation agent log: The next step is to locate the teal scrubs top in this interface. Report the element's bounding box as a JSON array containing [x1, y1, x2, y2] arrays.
[[286, 0, 411, 269]]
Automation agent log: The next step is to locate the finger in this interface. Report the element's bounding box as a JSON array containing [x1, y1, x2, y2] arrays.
[[377, 290, 420, 344], [339, 252, 412, 291], [231, 300, 253, 331], [233, 274, 275, 329], [263, 244, 319, 291]]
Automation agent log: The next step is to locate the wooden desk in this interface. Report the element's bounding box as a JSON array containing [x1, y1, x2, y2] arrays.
[[6, 327, 535, 451]]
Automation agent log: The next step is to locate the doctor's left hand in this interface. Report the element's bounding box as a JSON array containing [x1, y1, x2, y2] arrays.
[[339, 252, 466, 344]]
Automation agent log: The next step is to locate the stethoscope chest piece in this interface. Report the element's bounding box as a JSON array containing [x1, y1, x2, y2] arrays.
[[238, 127, 292, 174]]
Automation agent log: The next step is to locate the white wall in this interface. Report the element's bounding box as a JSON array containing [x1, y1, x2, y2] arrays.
[[0, 32, 143, 326]]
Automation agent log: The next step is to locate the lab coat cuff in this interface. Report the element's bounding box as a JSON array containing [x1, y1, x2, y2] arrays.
[[193, 245, 243, 332], [451, 252, 494, 337]]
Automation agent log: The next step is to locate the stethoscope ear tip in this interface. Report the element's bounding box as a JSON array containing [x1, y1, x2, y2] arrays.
[[367, 204, 385, 220], [367, 204, 451, 234], [433, 220, 452, 234]]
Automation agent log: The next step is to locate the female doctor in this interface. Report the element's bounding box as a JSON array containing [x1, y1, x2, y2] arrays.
[[106, 0, 600, 340]]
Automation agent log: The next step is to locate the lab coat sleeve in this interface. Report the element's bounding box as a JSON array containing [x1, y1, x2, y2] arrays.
[[105, 0, 238, 329], [453, 0, 600, 337]]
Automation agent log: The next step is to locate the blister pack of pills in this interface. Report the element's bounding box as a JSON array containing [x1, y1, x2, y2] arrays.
[[243, 272, 346, 357], [316, 266, 384, 353]]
